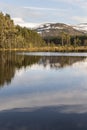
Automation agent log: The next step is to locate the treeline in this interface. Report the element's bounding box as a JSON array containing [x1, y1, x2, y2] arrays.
[[0, 12, 45, 49], [1, 12, 87, 49], [44, 34, 87, 46]]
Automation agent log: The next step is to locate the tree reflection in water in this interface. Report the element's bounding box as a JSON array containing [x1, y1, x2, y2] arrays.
[[0, 52, 87, 130], [0, 52, 86, 87]]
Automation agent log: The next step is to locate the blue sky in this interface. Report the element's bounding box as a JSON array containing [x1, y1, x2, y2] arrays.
[[0, 0, 87, 27]]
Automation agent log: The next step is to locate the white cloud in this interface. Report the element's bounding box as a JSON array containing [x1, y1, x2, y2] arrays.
[[52, 0, 87, 9], [12, 18, 24, 23], [52, 0, 87, 3], [71, 16, 87, 23], [0, 0, 87, 25], [24, 6, 63, 11], [12, 17, 41, 28]]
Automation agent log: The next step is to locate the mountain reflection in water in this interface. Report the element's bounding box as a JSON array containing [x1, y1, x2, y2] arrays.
[[0, 52, 87, 130]]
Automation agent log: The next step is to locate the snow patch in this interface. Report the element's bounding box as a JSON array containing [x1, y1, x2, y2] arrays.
[[72, 23, 87, 32]]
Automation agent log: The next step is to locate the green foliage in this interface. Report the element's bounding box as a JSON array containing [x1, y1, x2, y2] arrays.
[[44, 34, 87, 46], [1, 12, 87, 49], [73, 38, 81, 47], [0, 12, 45, 49]]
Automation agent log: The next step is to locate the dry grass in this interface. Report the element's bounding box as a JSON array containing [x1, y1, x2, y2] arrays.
[[0, 46, 87, 52]]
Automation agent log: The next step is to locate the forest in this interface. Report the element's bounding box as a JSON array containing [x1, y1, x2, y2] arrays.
[[44, 35, 87, 47], [0, 12, 45, 49], [0, 12, 87, 51]]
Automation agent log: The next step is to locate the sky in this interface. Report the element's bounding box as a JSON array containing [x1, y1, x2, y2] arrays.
[[0, 0, 87, 28]]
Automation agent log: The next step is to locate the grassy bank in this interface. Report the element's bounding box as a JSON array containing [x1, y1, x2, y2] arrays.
[[0, 46, 87, 52]]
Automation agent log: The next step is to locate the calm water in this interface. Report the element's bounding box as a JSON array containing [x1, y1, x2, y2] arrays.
[[0, 52, 87, 130]]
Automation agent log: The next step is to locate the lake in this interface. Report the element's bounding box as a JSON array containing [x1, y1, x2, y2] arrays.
[[0, 52, 87, 130]]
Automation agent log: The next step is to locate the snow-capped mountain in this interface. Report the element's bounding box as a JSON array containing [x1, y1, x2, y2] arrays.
[[72, 23, 87, 33], [35, 23, 87, 37]]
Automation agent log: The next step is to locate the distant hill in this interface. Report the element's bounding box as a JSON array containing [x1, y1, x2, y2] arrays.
[[1, 11, 87, 49], [34, 23, 87, 46], [72, 23, 87, 33], [35, 23, 86, 37]]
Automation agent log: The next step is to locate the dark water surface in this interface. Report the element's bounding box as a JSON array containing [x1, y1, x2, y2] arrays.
[[0, 52, 87, 130]]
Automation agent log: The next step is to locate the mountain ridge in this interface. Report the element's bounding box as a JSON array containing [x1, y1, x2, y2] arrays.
[[34, 23, 87, 37], [72, 23, 87, 33]]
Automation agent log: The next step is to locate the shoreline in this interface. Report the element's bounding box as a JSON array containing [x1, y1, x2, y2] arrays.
[[0, 46, 87, 52]]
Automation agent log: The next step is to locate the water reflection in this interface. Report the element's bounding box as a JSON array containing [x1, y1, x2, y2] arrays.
[[1, 106, 87, 130], [0, 52, 40, 86], [0, 52, 86, 87], [0, 52, 87, 130]]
